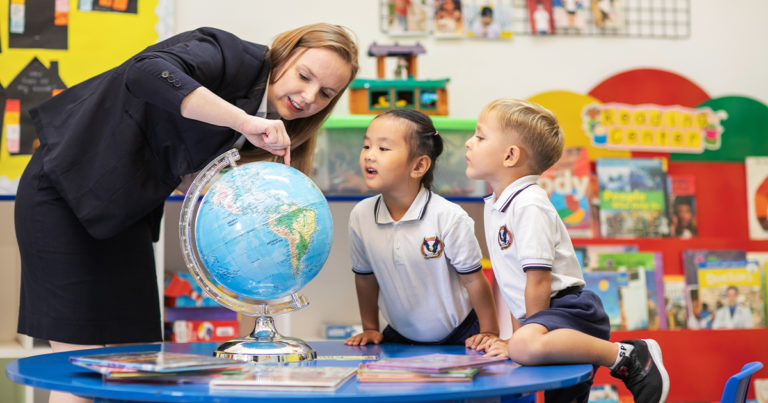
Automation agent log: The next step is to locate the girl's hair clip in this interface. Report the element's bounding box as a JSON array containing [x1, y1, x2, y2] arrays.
[[433, 130, 439, 136]]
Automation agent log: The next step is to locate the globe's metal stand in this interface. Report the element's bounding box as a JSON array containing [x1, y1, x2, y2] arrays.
[[179, 149, 317, 363]]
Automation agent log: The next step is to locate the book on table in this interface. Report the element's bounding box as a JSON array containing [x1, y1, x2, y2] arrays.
[[70, 351, 245, 374], [209, 366, 358, 391], [363, 353, 508, 374], [357, 365, 479, 383]]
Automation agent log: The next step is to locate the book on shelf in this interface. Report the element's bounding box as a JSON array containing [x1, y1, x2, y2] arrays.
[[357, 365, 478, 383], [682, 249, 746, 287], [209, 366, 358, 391], [663, 274, 688, 330], [696, 259, 764, 329], [363, 353, 508, 374], [579, 244, 639, 271], [596, 251, 666, 330], [538, 146, 593, 238], [595, 158, 669, 238], [747, 251, 768, 326], [582, 270, 628, 330], [666, 174, 697, 238], [745, 156, 768, 240], [70, 351, 245, 374]]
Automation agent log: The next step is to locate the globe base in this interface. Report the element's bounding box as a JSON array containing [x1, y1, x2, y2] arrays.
[[213, 316, 317, 363]]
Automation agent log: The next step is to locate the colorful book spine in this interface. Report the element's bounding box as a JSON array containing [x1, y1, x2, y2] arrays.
[[539, 146, 593, 238]]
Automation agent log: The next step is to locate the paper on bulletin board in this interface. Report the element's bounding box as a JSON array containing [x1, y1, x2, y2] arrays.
[[0, 0, 162, 194]]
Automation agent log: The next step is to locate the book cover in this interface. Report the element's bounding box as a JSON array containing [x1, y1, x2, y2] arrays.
[[663, 274, 688, 330], [210, 366, 358, 391], [357, 365, 478, 383], [745, 156, 768, 240], [580, 244, 639, 271], [70, 351, 244, 374], [104, 368, 244, 384], [582, 271, 628, 330], [597, 251, 666, 330], [596, 158, 669, 238], [363, 353, 508, 374], [539, 146, 593, 238], [682, 249, 746, 287], [685, 286, 713, 329], [667, 174, 697, 238], [747, 251, 768, 327], [697, 260, 764, 329]]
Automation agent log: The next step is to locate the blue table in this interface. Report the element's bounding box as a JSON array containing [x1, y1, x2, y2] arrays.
[[6, 341, 592, 402]]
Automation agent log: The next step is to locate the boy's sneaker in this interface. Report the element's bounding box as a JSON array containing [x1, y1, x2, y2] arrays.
[[610, 339, 669, 403]]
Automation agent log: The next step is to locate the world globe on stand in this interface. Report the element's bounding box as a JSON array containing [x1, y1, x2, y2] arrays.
[[193, 161, 333, 303], [179, 150, 331, 362]]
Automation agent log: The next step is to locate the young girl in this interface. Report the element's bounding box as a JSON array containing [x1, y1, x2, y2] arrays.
[[344, 110, 499, 346]]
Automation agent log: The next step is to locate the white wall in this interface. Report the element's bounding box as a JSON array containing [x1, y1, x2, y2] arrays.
[[171, 1, 768, 340], [175, 0, 768, 117]]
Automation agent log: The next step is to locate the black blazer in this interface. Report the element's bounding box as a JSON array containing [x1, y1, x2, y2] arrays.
[[29, 27, 270, 240]]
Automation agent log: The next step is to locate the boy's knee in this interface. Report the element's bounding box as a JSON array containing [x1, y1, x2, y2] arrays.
[[508, 336, 546, 365]]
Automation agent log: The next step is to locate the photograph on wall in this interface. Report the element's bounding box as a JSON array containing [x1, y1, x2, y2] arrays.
[[590, 0, 622, 29], [464, 0, 514, 39], [384, 0, 429, 36], [746, 156, 768, 240], [433, 0, 465, 37], [78, 0, 138, 14], [527, 0, 554, 35], [9, 0, 68, 49], [552, 0, 586, 32]]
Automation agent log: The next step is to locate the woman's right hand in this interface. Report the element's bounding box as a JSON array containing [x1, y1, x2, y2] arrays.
[[236, 114, 292, 166]]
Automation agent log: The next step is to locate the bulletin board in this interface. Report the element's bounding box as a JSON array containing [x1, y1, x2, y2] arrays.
[[0, 0, 171, 194]]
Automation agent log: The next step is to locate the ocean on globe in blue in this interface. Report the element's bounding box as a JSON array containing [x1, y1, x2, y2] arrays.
[[194, 161, 333, 301]]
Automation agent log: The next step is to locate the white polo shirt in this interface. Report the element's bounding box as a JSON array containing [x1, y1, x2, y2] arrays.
[[349, 187, 483, 342], [484, 175, 585, 321]]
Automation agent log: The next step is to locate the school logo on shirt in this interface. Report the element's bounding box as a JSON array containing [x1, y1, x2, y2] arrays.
[[498, 225, 512, 250], [421, 236, 444, 259]]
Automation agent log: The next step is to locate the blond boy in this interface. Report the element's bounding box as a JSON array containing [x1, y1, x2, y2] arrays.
[[464, 98, 669, 403]]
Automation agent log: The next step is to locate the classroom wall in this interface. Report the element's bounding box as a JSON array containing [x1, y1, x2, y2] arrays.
[[166, 1, 768, 340], [174, 0, 768, 118]]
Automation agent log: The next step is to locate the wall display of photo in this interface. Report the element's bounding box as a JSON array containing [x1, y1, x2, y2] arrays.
[[380, 0, 689, 38], [464, 0, 514, 39]]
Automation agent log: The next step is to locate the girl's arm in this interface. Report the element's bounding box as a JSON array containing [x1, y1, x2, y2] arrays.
[[460, 271, 499, 350], [345, 274, 382, 345], [524, 269, 552, 318]]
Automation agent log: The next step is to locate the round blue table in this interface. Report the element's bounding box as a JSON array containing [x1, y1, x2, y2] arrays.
[[6, 341, 593, 402]]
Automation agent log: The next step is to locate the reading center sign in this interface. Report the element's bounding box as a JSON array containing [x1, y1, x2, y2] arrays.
[[582, 103, 728, 153]]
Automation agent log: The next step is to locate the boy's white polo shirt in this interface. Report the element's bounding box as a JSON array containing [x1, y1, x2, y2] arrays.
[[349, 187, 483, 342], [484, 175, 585, 321]]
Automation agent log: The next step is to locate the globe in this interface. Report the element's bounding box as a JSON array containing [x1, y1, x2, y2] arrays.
[[192, 160, 333, 303]]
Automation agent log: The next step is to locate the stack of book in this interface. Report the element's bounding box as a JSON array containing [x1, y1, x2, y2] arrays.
[[357, 353, 508, 383], [70, 351, 246, 384]]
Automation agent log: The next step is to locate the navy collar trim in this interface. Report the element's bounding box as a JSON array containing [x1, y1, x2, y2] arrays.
[[500, 183, 535, 213]]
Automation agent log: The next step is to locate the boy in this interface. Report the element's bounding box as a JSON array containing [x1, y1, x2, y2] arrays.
[[464, 98, 669, 403]]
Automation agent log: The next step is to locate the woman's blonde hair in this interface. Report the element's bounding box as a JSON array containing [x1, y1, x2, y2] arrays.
[[241, 23, 359, 175], [481, 98, 564, 174]]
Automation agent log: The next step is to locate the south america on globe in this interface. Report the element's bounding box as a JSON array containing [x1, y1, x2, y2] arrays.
[[194, 161, 333, 301]]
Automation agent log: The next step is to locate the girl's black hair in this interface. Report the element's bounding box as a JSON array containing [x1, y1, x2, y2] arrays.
[[374, 109, 443, 189]]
